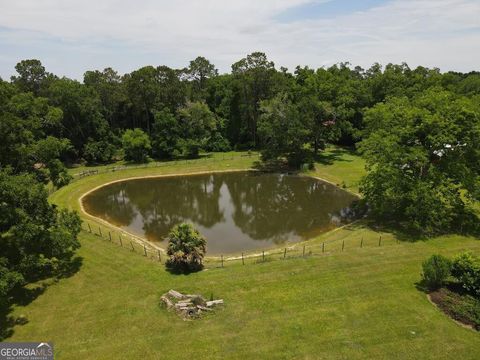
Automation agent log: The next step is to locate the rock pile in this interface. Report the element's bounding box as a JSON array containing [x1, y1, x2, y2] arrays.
[[160, 289, 224, 319]]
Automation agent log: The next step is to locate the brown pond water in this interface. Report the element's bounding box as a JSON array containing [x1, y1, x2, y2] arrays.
[[82, 172, 358, 254]]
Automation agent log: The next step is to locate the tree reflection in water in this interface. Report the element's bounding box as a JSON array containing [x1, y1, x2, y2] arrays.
[[83, 172, 357, 254]]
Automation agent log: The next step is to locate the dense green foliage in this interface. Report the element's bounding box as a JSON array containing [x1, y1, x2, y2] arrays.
[[258, 94, 310, 167], [0, 170, 81, 306], [3, 56, 479, 170], [121, 128, 151, 163], [421, 252, 480, 298], [452, 252, 480, 297], [359, 89, 480, 235], [422, 255, 452, 290], [166, 223, 207, 273]]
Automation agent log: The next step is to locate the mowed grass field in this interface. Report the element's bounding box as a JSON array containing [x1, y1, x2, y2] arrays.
[[6, 149, 480, 359]]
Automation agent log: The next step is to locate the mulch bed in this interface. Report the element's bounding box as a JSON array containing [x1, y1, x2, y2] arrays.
[[428, 286, 480, 331]]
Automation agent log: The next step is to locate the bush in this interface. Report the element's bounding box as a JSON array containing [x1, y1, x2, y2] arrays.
[[166, 223, 206, 273], [422, 254, 452, 290], [451, 252, 480, 298], [83, 139, 117, 164], [122, 128, 151, 163], [181, 139, 201, 159]]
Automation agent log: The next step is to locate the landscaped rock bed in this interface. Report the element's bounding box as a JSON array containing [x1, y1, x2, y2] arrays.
[[161, 289, 223, 319]]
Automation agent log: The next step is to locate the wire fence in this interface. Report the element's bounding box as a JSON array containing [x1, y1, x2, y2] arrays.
[[81, 220, 400, 269], [47, 152, 260, 195], [71, 152, 260, 182]]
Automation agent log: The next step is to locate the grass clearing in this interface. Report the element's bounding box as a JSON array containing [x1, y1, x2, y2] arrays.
[[307, 147, 367, 194], [5, 148, 480, 359]]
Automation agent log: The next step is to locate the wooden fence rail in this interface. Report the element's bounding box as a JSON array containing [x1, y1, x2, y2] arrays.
[[81, 221, 393, 270]]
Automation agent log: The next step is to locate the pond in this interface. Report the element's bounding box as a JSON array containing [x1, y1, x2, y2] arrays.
[[82, 172, 358, 254]]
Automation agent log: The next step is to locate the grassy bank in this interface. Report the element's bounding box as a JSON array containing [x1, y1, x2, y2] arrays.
[[6, 148, 480, 359]]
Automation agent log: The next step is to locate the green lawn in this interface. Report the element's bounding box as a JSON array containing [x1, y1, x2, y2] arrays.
[[6, 149, 480, 359], [307, 146, 367, 194]]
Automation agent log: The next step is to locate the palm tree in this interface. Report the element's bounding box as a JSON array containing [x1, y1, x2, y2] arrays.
[[166, 223, 207, 272]]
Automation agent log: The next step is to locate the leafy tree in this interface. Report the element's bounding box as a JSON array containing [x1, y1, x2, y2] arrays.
[[0, 95, 71, 187], [122, 128, 151, 163], [232, 52, 277, 147], [0, 170, 81, 287], [47, 78, 108, 153], [166, 223, 207, 272], [258, 94, 310, 168], [358, 89, 480, 235], [6, 92, 63, 138], [83, 67, 129, 129], [298, 97, 340, 154], [33, 136, 73, 187], [83, 138, 118, 164], [187, 56, 218, 101], [11, 59, 52, 95], [151, 109, 181, 159], [124, 65, 186, 133], [177, 101, 217, 158], [0, 112, 33, 171]]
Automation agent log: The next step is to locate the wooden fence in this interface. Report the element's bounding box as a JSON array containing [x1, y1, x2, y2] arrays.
[[81, 220, 398, 269]]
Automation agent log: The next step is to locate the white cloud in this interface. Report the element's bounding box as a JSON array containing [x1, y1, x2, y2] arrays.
[[0, 0, 479, 79]]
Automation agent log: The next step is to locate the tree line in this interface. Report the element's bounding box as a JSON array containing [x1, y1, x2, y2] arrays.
[[2, 53, 479, 173]]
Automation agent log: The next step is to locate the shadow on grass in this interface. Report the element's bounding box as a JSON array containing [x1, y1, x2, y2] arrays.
[[414, 279, 430, 293], [164, 259, 204, 275], [314, 147, 356, 166], [165, 267, 204, 276], [360, 217, 480, 243], [58, 256, 83, 279], [0, 255, 83, 341]]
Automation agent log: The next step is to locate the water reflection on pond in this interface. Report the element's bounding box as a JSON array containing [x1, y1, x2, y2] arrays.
[[82, 172, 357, 254]]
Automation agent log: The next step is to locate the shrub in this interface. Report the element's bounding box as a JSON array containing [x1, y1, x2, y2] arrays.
[[422, 254, 452, 290], [83, 139, 117, 164], [122, 128, 151, 163], [451, 252, 480, 298], [166, 223, 207, 273]]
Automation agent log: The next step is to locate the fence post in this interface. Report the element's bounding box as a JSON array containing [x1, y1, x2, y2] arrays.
[[262, 251, 265, 262], [221, 255, 224, 268], [143, 244, 147, 257], [158, 250, 162, 263], [119, 234, 123, 247], [303, 245, 306, 257], [378, 236, 382, 247], [284, 248, 287, 259], [361, 237, 363, 248], [108, 232, 112, 242], [342, 240, 345, 251], [322, 242, 325, 253], [88, 223, 92, 233], [242, 253, 244, 265]]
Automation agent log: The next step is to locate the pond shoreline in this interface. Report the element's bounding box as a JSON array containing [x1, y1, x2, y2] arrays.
[[78, 168, 358, 257]]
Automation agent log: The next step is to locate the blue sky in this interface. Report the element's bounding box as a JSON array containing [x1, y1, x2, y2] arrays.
[[0, 0, 479, 80]]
